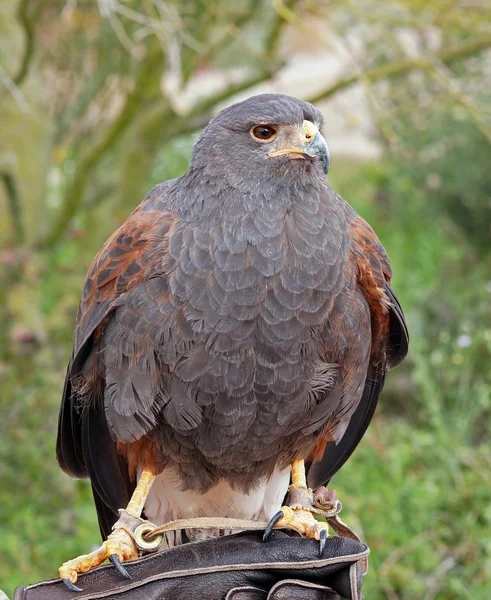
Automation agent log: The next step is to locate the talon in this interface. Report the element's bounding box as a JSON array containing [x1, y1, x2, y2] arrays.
[[319, 527, 327, 556], [62, 578, 84, 592], [59, 525, 139, 588], [110, 554, 132, 580], [263, 510, 284, 542]]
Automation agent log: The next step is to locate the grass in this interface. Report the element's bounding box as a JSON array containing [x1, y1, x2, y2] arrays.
[[334, 419, 491, 599]]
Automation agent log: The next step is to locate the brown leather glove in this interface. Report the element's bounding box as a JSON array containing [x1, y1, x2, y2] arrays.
[[13, 531, 369, 600]]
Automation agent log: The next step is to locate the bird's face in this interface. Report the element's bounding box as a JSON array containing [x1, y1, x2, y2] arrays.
[[190, 94, 330, 184], [252, 119, 330, 175]]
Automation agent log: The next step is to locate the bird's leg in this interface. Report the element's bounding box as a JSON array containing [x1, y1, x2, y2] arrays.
[[263, 460, 329, 555], [60, 470, 155, 591]]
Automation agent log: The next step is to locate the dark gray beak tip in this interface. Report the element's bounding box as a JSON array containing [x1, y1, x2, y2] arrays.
[[320, 151, 330, 175], [305, 132, 330, 175]]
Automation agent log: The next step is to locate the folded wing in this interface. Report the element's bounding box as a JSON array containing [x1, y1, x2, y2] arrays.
[[308, 212, 408, 489]]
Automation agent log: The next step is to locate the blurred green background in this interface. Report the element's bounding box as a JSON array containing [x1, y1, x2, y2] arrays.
[[1, 1, 490, 598]]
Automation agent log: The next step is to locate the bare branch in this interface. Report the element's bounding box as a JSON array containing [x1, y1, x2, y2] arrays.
[[181, 69, 278, 127], [1, 171, 26, 245], [323, 7, 401, 148], [107, 12, 142, 56], [308, 35, 491, 104], [36, 0, 295, 248], [272, 0, 335, 51], [0, 64, 29, 112], [428, 58, 491, 144], [37, 47, 165, 250], [13, 0, 46, 87]]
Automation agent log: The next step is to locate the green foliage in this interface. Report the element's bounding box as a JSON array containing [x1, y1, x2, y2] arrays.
[[379, 78, 491, 255], [334, 420, 491, 599], [350, 162, 490, 440], [0, 359, 98, 591]]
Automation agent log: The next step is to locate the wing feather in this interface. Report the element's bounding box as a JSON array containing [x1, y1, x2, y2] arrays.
[[56, 188, 176, 537], [307, 363, 385, 489], [307, 212, 408, 488]]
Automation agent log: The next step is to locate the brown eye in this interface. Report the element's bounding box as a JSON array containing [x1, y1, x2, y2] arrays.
[[251, 125, 277, 141]]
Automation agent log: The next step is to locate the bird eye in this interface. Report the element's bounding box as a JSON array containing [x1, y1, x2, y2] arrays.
[[251, 125, 277, 142]]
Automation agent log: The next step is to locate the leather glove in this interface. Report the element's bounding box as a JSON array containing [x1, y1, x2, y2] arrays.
[[13, 531, 368, 600]]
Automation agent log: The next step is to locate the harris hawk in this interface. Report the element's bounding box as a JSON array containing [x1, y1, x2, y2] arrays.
[[56, 94, 408, 589]]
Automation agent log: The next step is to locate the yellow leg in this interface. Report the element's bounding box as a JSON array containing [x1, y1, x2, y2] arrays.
[[126, 470, 155, 516], [264, 460, 329, 550], [59, 471, 155, 588], [291, 459, 307, 489]]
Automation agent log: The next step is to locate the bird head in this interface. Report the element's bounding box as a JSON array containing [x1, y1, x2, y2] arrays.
[[190, 94, 330, 184]]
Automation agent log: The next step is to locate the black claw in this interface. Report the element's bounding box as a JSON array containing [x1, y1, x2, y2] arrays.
[[319, 528, 328, 556], [263, 510, 284, 542], [110, 554, 132, 580], [62, 578, 84, 592]]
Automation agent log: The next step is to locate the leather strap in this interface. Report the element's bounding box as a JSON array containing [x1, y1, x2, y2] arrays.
[[146, 517, 270, 539], [143, 510, 368, 575]]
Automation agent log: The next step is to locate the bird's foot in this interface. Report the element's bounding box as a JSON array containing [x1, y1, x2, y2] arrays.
[[59, 520, 138, 591], [263, 484, 330, 556], [263, 505, 329, 555]]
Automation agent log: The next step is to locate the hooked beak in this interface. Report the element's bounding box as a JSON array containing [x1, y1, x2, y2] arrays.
[[267, 120, 330, 174], [304, 131, 330, 174]]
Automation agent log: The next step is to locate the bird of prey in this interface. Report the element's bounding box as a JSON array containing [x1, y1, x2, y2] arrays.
[[56, 94, 408, 589]]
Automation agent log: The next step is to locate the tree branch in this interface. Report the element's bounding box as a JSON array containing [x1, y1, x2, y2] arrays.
[[161, 68, 278, 139], [14, 0, 46, 87], [1, 171, 25, 245], [308, 35, 491, 104], [139, 0, 293, 139], [0, 64, 29, 111], [36, 0, 294, 249], [37, 47, 164, 250], [428, 58, 491, 144]]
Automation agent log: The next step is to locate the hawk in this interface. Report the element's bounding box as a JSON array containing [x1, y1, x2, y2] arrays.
[[56, 94, 408, 589]]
